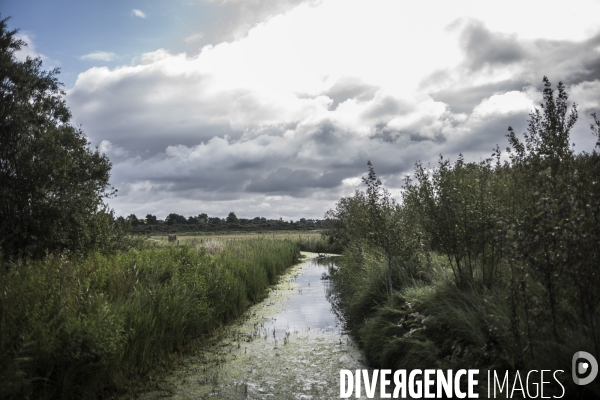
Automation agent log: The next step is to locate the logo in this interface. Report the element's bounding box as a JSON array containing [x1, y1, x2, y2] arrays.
[[572, 351, 598, 385]]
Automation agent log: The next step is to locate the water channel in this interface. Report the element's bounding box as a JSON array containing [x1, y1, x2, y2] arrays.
[[135, 252, 379, 399]]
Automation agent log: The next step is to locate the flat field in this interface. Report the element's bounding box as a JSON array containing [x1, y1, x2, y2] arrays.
[[150, 230, 322, 244]]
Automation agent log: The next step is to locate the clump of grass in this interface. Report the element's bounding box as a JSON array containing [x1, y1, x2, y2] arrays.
[[0, 239, 299, 399], [295, 235, 340, 254]]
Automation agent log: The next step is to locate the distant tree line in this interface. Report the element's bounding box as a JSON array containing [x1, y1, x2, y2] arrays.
[[120, 211, 325, 233]]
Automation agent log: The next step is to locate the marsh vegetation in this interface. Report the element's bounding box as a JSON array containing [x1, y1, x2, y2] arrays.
[[149, 231, 336, 254], [324, 78, 600, 398], [0, 239, 300, 399]]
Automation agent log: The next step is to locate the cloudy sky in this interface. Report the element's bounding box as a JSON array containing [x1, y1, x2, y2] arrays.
[[4, 0, 600, 220]]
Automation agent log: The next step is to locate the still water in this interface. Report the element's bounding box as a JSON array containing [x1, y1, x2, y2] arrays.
[[134, 252, 379, 400]]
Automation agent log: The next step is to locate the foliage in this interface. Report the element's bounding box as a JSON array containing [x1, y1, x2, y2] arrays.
[[0, 239, 299, 399], [0, 16, 115, 260], [294, 234, 338, 253], [405, 151, 507, 288], [324, 162, 428, 300], [165, 213, 188, 225], [226, 211, 238, 223], [128, 212, 325, 234], [324, 77, 600, 397]]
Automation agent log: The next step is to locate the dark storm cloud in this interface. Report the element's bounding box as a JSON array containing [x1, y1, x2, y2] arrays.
[[431, 80, 527, 114], [323, 77, 379, 109], [68, 62, 247, 154], [245, 168, 342, 194], [529, 32, 600, 85], [309, 120, 338, 145], [460, 21, 526, 71], [449, 112, 531, 157], [363, 96, 413, 120], [425, 24, 600, 116], [369, 124, 445, 144], [114, 159, 253, 194], [103, 124, 238, 156]]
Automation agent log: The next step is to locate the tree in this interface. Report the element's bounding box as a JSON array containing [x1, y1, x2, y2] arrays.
[[208, 217, 221, 225], [145, 214, 158, 224], [507, 77, 580, 340], [0, 16, 114, 260], [226, 212, 238, 223], [127, 214, 140, 226], [362, 161, 406, 300], [165, 213, 186, 225]]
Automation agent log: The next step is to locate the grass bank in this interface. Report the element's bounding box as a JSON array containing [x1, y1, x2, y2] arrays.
[[0, 239, 299, 399], [330, 246, 600, 398], [149, 231, 341, 255]]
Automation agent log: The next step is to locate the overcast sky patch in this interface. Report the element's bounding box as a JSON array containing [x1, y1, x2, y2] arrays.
[[7, 0, 600, 219]]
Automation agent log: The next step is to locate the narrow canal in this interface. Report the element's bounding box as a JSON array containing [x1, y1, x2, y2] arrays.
[[135, 252, 379, 399]]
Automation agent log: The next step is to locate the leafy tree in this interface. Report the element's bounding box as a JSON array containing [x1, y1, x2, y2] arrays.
[[165, 213, 186, 225], [226, 212, 238, 223], [323, 190, 369, 252], [127, 214, 140, 226], [405, 152, 506, 288], [0, 16, 114, 260], [208, 217, 221, 225], [145, 214, 158, 224], [507, 77, 587, 341], [591, 113, 600, 148], [362, 161, 408, 300]]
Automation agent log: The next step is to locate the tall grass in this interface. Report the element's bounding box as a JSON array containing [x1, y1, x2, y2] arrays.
[[0, 239, 299, 399], [330, 253, 600, 397], [294, 235, 341, 254]]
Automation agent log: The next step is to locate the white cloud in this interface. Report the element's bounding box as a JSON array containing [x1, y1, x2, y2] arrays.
[[184, 33, 204, 43], [80, 51, 117, 62], [471, 90, 539, 119], [67, 0, 600, 218], [98, 140, 130, 159], [132, 9, 146, 18]]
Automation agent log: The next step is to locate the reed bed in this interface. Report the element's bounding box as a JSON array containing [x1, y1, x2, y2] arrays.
[[0, 239, 299, 399]]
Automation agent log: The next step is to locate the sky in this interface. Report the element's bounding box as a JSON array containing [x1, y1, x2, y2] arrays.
[[4, 0, 600, 220]]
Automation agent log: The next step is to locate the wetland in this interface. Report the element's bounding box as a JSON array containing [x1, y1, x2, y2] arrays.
[[134, 253, 377, 400]]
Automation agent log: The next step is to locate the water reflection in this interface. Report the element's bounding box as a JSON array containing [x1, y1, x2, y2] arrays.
[[263, 256, 341, 336]]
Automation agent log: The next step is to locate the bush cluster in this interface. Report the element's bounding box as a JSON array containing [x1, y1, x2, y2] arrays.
[[324, 78, 600, 398]]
